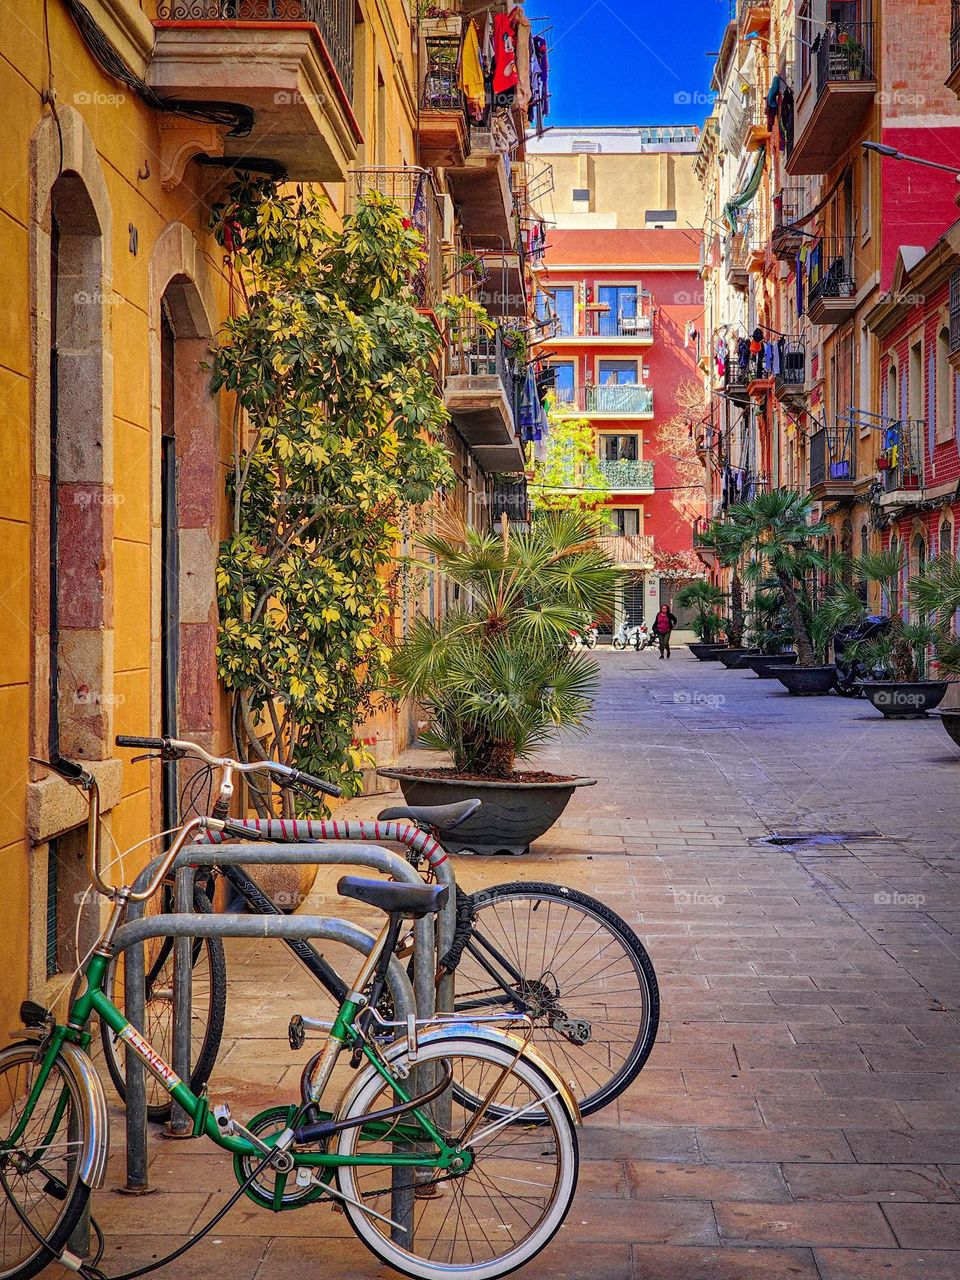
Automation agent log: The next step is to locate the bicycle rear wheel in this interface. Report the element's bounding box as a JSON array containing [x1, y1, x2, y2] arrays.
[[453, 883, 659, 1117], [336, 1035, 578, 1280], [99, 886, 226, 1121], [0, 1044, 92, 1280]]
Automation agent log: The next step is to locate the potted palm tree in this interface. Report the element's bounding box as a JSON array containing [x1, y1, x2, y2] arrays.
[[675, 581, 727, 659], [716, 490, 837, 693], [382, 511, 617, 854], [742, 587, 799, 676], [823, 550, 949, 718]]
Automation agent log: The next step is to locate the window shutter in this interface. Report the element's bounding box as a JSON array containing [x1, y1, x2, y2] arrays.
[[928, 345, 936, 475]]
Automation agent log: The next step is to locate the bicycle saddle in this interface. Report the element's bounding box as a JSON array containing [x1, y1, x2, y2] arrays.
[[376, 798, 481, 830], [337, 876, 449, 918]]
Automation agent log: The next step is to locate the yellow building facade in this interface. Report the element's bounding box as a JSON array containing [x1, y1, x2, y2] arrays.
[[0, 0, 542, 1036]]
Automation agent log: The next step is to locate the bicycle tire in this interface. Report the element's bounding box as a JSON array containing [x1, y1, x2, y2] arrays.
[[336, 1034, 578, 1280], [0, 1043, 93, 1280], [99, 886, 226, 1122], [453, 882, 659, 1117]]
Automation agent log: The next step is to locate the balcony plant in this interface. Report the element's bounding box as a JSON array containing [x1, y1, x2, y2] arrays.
[[714, 490, 838, 692], [381, 510, 617, 853]]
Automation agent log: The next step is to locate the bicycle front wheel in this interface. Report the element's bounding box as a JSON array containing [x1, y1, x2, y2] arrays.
[[0, 1044, 92, 1280], [100, 886, 226, 1121], [454, 883, 659, 1117], [336, 1035, 578, 1280]]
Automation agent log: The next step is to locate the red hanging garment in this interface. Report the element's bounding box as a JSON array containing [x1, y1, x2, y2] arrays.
[[492, 11, 519, 98]]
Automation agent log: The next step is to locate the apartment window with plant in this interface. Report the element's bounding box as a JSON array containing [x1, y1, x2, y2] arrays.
[[607, 509, 641, 537]]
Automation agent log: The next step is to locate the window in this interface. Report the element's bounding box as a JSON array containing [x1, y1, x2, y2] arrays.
[[860, 148, 871, 243], [909, 340, 923, 423], [600, 434, 639, 461], [551, 360, 575, 405], [597, 286, 638, 337], [937, 325, 952, 444], [598, 359, 639, 385], [608, 508, 640, 537], [798, 1, 812, 86], [552, 287, 575, 336]]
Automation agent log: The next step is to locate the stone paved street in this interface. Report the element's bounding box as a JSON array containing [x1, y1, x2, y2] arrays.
[[82, 647, 960, 1279]]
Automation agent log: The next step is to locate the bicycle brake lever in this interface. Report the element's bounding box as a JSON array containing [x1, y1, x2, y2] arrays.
[[131, 752, 164, 765]]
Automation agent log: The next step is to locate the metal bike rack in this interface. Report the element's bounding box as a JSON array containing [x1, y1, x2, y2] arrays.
[[112, 910, 415, 1233], [121, 841, 436, 1192]]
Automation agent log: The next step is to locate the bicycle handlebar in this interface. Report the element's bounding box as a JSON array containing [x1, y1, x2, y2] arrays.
[[114, 735, 342, 798]]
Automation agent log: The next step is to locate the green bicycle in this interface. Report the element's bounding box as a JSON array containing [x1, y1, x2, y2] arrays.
[[0, 756, 579, 1280]]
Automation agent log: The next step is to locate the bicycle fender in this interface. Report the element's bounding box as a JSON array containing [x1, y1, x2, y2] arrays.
[[57, 1041, 110, 1189], [357, 1025, 582, 1126]]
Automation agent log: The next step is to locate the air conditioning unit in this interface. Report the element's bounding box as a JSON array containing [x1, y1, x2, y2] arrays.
[[441, 193, 455, 247]]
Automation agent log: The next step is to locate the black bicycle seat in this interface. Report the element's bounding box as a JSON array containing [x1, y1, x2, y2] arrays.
[[337, 876, 449, 919], [376, 799, 481, 830]]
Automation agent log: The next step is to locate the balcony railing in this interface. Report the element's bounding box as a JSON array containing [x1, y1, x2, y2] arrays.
[[420, 34, 463, 112], [584, 303, 655, 339], [597, 458, 655, 491], [447, 320, 516, 392], [878, 420, 925, 494], [349, 167, 443, 311], [775, 339, 806, 395], [724, 230, 749, 283], [809, 426, 854, 489], [597, 534, 655, 567], [555, 385, 655, 416], [950, 269, 960, 359], [815, 21, 875, 95], [157, 1, 355, 94], [808, 236, 857, 308]]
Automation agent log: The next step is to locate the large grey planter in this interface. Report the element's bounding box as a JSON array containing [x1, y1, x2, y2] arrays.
[[747, 654, 799, 678], [774, 666, 836, 696], [376, 769, 597, 856], [861, 680, 948, 719], [717, 647, 760, 669], [941, 708, 960, 748], [688, 643, 727, 661]]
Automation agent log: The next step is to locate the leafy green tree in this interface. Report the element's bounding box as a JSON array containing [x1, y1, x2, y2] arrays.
[[210, 178, 454, 802], [528, 415, 611, 514], [390, 511, 617, 777]]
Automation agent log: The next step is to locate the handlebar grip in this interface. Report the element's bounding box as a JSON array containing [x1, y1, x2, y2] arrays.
[[116, 735, 166, 750], [289, 768, 342, 799]]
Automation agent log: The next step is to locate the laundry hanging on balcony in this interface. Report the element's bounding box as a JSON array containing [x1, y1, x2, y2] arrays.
[[460, 21, 486, 121], [723, 150, 766, 233], [519, 365, 548, 447]]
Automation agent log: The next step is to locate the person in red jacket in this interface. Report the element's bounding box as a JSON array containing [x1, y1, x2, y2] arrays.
[[653, 604, 678, 660]]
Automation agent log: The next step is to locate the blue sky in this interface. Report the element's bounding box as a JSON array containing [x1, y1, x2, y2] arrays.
[[542, 0, 732, 128]]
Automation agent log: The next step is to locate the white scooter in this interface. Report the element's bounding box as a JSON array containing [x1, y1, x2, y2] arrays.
[[612, 621, 652, 651], [568, 623, 599, 651]]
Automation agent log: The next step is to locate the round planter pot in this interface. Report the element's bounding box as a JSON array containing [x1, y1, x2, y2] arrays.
[[746, 654, 799, 678], [861, 680, 948, 719], [717, 647, 761, 669], [941, 708, 960, 749], [688, 643, 727, 661], [376, 769, 598, 856], [774, 666, 836, 696]]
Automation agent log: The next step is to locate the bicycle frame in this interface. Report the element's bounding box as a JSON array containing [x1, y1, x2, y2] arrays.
[[9, 952, 462, 1182]]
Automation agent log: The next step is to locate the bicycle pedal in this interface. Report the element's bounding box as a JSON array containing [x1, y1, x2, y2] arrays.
[[288, 1015, 305, 1051]]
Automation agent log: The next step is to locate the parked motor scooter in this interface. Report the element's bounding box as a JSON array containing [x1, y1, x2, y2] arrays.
[[612, 620, 652, 651], [833, 616, 891, 696]]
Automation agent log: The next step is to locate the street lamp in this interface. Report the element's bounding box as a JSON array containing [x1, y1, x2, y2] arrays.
[[862, 140, 960, 181]]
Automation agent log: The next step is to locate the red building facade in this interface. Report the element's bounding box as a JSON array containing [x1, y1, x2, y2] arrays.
[[539, 229, 704, 630]]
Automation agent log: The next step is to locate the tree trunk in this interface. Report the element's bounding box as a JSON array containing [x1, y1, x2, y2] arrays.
[[777, 571, 816, 667], [728, 570, 745, 647]]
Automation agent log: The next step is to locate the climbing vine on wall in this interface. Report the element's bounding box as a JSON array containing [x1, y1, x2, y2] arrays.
[[210, 178, 454, 802]]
